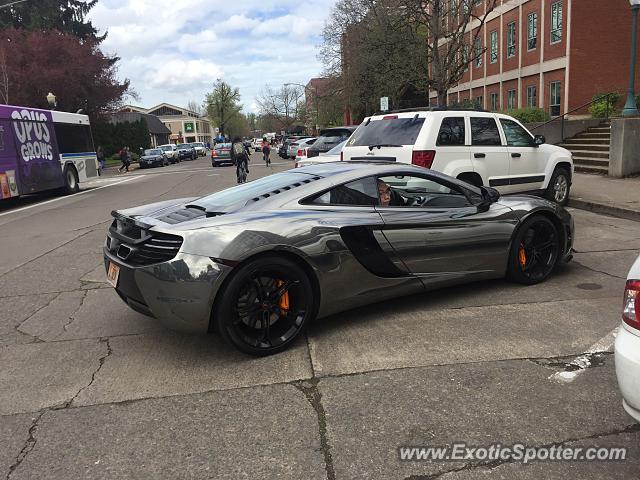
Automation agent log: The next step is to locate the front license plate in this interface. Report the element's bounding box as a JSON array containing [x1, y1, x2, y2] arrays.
[[107, 262, 120, 288]]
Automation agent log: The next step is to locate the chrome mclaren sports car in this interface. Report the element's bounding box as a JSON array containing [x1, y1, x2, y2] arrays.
[[104, 162, 574, 355]]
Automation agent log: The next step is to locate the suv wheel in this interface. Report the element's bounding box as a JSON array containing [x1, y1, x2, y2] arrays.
[[544, 168, 570, 206]]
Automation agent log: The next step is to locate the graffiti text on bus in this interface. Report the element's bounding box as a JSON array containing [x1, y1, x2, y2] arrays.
[[11, 110, 53, 162]]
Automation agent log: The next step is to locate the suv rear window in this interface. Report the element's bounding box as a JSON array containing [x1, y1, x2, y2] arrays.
[[348, 117, 425, 147], [311, 130, 352, 150]]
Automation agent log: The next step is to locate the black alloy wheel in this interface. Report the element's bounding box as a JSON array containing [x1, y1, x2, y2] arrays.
[[508, 215, 560, 285], [214, 257, 315, 355]]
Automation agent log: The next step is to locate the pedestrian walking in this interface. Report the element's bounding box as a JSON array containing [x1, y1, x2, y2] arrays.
[[261, 137, 271, 166], [118, 146, 131, 173], [96, 146, 105, 175]]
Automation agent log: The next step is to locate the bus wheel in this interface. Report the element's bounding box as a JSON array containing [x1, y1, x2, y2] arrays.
[[63, 165, 79, 194]]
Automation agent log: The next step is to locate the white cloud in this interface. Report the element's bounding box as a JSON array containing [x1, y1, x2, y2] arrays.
[[89, 0, 336, 111]]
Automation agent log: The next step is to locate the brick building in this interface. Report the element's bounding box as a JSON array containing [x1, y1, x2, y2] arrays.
[[429, 0, 640, 116]]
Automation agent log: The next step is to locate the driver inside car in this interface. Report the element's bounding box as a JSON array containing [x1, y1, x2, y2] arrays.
[[377, 179, 406, 207]]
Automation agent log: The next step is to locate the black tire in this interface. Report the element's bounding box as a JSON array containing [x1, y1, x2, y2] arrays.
[[544, 168, 570, 206], [213, 256, 315, 356], [62, 165, 79, 194], [507, 215, 561, 285]]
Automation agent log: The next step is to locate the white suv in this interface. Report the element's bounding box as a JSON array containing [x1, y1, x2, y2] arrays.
[[341, 109, 573, 205]]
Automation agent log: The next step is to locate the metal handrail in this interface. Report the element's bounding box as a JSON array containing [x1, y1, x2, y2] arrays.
[[529, 93, 615, 142]]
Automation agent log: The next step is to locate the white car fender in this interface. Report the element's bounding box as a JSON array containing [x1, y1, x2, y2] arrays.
[[540, 146, 573, 190], [434, 157, 485, 184]]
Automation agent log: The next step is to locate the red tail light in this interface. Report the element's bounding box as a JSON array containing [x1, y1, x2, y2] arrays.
[[297, 149, 304, 157], [622, 280, 640, 330], [211, 150, 217, 157], [412, 150, 436, 168]]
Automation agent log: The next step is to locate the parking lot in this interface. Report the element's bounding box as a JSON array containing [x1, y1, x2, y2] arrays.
[[1, 153, 639, 479]]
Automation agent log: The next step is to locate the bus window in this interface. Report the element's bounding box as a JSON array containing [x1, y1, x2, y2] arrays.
[[54, 124, 93, 153]]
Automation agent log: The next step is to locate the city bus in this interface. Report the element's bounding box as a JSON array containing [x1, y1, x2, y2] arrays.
[[0, 104, 99, 200]]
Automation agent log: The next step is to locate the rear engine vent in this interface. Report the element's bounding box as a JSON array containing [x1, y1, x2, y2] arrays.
[[248, 176, 322, 204], [159, 207, 206, 225], [128, 232, 183, 266]]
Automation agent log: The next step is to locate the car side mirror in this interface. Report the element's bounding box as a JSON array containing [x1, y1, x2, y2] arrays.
[[479, 186, 500, 210], [533, 134, 545, 146]]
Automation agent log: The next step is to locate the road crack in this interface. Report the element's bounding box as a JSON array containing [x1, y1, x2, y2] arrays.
[[14, 293, 62, 343], [571, 260, 626, 280], [62, 289, 89, 332], [294, 378, 336, 480], [404, 424, 640, 479], [5, 410, 47, 480], [62, 338, 112, 409]]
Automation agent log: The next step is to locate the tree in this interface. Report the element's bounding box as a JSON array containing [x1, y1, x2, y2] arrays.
[[321, 0, 497, 116], [1, 28, 131, 115], [187, 100, 204, 116], [256, 84, 306, 132], [0, 0, 103, 41], [204, 79, 242, 136]]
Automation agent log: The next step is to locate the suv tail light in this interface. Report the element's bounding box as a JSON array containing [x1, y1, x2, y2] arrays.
[[412, 150, 436, 168], [297, 149, 304, 157], [622, 280, 640, 330], [211, 150, 217, 157]]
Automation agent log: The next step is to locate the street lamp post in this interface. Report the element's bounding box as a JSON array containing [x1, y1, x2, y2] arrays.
[[46, 92, 56, 110], [623, 0, 640, 116]]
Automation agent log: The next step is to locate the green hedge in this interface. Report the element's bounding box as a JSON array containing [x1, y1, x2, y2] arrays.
[[498, 107, 550, 123], [589, 92, 620, 118], [92, 118, 151, 157]]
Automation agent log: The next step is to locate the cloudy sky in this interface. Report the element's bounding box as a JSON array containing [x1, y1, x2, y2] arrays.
[[88, 0, 335, 113]]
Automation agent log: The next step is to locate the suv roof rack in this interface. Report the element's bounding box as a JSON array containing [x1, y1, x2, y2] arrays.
[[372, 106, 488, 115]]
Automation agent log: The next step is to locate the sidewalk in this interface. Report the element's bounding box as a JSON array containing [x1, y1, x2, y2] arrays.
[[570, 172, 640, 221]]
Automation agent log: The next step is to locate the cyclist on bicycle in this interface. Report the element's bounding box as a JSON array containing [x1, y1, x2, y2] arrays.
[[231, 137, 249, 183]]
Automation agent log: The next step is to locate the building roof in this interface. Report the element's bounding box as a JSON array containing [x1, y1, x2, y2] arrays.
[[108, 112, 171, 135]]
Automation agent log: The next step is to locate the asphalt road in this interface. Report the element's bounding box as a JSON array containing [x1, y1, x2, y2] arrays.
[[1, 153, 639, 479]]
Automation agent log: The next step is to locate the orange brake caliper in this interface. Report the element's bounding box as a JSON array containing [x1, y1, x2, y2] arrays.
[[277, 280, 290, 311], [518, 245, 527, 269]]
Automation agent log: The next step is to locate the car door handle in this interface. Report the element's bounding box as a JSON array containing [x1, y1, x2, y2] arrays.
[[474, 153, 486, 158], [511, 153, 521, 158]]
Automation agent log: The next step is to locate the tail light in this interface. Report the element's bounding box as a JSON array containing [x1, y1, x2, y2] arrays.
[[622, 280, 640, 330], [297, 149, 304, 157], [412, 150, 436, 168], [211, 150, 217, 157]]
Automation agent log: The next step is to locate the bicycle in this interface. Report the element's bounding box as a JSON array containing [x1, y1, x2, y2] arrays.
[[236, 161, 248, 184]]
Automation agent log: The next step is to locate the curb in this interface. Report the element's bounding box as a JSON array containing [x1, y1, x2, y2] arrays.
[[569, 198, 640, 222]]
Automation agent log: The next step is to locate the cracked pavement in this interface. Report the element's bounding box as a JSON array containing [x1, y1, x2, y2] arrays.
[[0, 156, 639, 479]]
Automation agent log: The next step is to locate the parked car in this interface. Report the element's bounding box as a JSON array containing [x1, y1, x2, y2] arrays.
[[296, 139, 346, 168], [306, 126, 357, 159], [158, 144, 179, 163], [341, 108, 574, 205], [287, 137, 313, 158], [211, 142, 233, 167], [615, 255, 640, 422], [252, 138, 263, 152], [176, 143, 197, 161], [294, 137, 317, 163], [104, 162, 573, 355], [138, 148, 168, 169], [190, 142, 206, 157], [280, 136, 307, 158]]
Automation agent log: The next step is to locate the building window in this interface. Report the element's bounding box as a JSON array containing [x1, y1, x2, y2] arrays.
[[551, 1, 562, 44], [490, 93, 499, 111], [507, 22, 516, 58], [475, 95, 484, 109], [507, 89, 517, 110], [528, 12, 538, 50], [550, 81, 561, 116], [527, 85, 537, 107], [490, 30, 498, 63], [474, 37, 483, 67], [463, 44, 470, 71]]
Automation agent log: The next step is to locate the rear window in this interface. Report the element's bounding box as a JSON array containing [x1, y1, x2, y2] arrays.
[[347, 118, 425, 147], [311, 130, 353, 150]]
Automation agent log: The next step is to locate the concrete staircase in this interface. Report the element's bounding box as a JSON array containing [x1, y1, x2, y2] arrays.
[[559, 122, 610, 174]]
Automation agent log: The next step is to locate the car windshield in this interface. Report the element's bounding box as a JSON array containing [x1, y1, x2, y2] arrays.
[[348, 117, 425, 146], [192, 172, 320, 211], [144, 149, 161, 155], [324, 139, 347, 155], [216, 143, 231, 149], [177, 144, 190, 149], [191, 143, 204, 147], [159, 146, 173, 151], [311, 130, 353, 150]]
